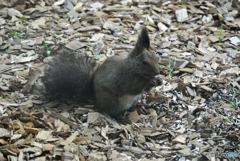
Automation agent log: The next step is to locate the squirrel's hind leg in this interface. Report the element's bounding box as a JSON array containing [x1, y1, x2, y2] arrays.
[[95, 92, 123, 118]]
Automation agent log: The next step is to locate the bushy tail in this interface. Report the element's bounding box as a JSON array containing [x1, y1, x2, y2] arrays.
[[42, 53, 96, 101]]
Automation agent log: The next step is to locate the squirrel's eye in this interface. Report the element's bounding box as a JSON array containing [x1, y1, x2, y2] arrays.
[[143, 61, 148, 65]]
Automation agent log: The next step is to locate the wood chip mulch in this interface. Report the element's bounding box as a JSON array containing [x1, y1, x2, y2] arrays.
[[0, 0, 240, 160]]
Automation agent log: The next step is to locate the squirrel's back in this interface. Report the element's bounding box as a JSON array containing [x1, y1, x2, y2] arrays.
[[42, 53, 95, 101]]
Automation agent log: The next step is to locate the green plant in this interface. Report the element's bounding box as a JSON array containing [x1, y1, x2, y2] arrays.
[[171, 105, 175, 112], [223, 116, 229, 121], [188, 12, 195, 19], [22, 33, 28, 37], [158, 64, 165, 67], [121, 37, 125, 43], [44, 43, 50, 48], [168, 56, 176, 79], [219, 22, 223, 43], [53, 35, 67, 40], [46, 50, 51, 56], [181, 2, 184, 8], [9, 32, 22, 39], [67, 13, 72, 18], [4, 49, 8, 54], [222, 86, 238, 108], [13, 17, 26, 23], [9, 32, 28, 39], [152, 87, 156, 92], [43, 43, 51, 56], [222, 97, 237, 108], [95, 55, 100, 60]]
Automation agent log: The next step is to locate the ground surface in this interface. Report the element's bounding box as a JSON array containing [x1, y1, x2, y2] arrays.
[[0, 0, 240, 161]]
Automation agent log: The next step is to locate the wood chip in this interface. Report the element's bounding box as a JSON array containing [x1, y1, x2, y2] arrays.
[[0, 0, 239, 160]]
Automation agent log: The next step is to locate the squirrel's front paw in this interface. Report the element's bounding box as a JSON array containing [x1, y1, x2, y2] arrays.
[[150, 79, 157, 86], [150, 77, 162, 86]]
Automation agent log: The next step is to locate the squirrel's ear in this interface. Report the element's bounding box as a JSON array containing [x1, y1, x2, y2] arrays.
[[129, 27, 150, 58]]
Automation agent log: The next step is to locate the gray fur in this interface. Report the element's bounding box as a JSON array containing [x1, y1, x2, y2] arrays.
[[42, 27, 159, 117]]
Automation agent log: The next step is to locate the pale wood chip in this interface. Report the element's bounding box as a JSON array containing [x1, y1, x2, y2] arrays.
[[65, 40, 86, 50], [36, 130, 52, 140], [87, 112, 99, 123], [128, 111, 141, 122], [61, 131, 79, 146], [0, 128, 11, 137], [172, 135, 187, 144]]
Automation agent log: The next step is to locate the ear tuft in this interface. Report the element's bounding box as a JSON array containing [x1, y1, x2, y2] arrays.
[[129, 27, 150, 58], [138, 27, 150, 49]]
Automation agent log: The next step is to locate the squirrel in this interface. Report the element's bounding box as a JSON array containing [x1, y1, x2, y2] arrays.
[[42, 27, 160, 118]]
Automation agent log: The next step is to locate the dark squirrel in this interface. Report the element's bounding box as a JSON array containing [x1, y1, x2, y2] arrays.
[[42, 27, 160, 117]]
